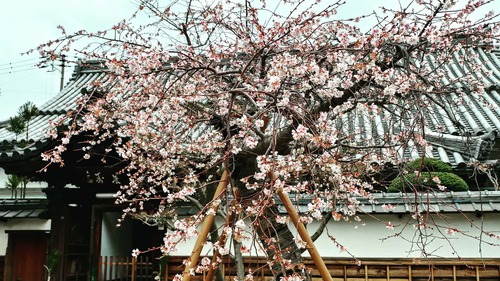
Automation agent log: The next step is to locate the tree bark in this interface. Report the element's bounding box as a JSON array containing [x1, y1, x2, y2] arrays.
[[233, 239, 246, 280], [209, 222, 225, 281], [233, 157, 311, 280]]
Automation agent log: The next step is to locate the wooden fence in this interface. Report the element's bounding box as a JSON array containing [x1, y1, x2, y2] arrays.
[[98, 256, 153, 281], [98, 256, 500, 281]]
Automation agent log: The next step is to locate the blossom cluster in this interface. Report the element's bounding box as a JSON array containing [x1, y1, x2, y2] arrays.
[[36, 0, 499, 278]]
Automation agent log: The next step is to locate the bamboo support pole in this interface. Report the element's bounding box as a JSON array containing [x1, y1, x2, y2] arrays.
[[182, 170, 229, 281], [277, 189, 333, 281]]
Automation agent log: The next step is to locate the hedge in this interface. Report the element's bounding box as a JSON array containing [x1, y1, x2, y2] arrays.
[[388, 171, 469, 192], [404, 157, 452, 173]]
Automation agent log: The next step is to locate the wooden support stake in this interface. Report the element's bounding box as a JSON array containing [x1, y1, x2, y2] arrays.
[[277, 189, 333, 281], [182, 170, 229, 281]]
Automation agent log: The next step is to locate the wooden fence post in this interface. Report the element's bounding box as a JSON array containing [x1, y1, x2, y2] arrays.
[[110, 256, 114, 280], [103, 256, 108, 281], [131, 257, 136, 281], [98, 256, 103, 281]]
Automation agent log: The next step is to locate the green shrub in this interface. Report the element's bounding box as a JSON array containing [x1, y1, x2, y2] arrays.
[[388, 172, 469, 193], [404, 158, 452, 173]]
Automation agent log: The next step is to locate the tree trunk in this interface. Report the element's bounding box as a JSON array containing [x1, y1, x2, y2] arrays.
[[209, 221, 226, 281], [233, 239, 246, 280], [234, 157, 311, 280]]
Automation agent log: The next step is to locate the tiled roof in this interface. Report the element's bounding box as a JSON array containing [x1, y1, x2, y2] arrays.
[[353, 190, 500, 214], [425, 48, 500, 135], [0, 61, 108, 162], [0, 51, 499, 167], [0, 187, 47, 199], [0, 198, 48, 219]]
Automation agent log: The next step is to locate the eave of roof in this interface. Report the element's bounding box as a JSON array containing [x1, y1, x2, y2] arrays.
[[0, 198, 48, 219], [0, 61, 108, 163], [275, 190, 500, 215]]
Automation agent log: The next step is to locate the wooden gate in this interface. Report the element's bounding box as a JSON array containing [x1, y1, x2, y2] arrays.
[[3, 231, 48, 281]]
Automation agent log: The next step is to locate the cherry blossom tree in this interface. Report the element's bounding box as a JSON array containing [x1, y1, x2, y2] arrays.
[[36, 0, 499, 280]]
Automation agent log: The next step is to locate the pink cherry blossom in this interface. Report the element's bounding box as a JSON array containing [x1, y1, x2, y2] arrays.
[[35, 0, 500, 279]]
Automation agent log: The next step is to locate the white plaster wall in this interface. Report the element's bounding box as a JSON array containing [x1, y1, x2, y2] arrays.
[[310, 212, 500, 258], [166, 213, 500, 259], [0, 168, 49, 198], [0, 168, 48, 188], [0, 218, 51, 255], [100, 212, 133, 257]]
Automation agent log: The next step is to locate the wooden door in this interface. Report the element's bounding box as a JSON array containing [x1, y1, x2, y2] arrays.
[[5, 231, 48, 281]]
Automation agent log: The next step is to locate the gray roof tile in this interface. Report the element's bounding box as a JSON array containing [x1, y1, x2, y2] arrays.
[[0, 198, 48, 219]]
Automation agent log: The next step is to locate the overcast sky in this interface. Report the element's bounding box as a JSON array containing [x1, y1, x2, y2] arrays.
[[0, 0, 137, 120], [0, 0, 497, 121], [0, 0, 379, 120]]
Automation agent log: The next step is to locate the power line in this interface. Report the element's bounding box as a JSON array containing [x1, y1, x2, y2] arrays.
[[0, 57, 42, 67], [0, 58, 70, 76], [0, 67, 39, 76], [0, 62, 38, 71]]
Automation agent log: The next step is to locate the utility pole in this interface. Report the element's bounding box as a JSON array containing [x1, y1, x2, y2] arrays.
[[59, 55, 66, 91]]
